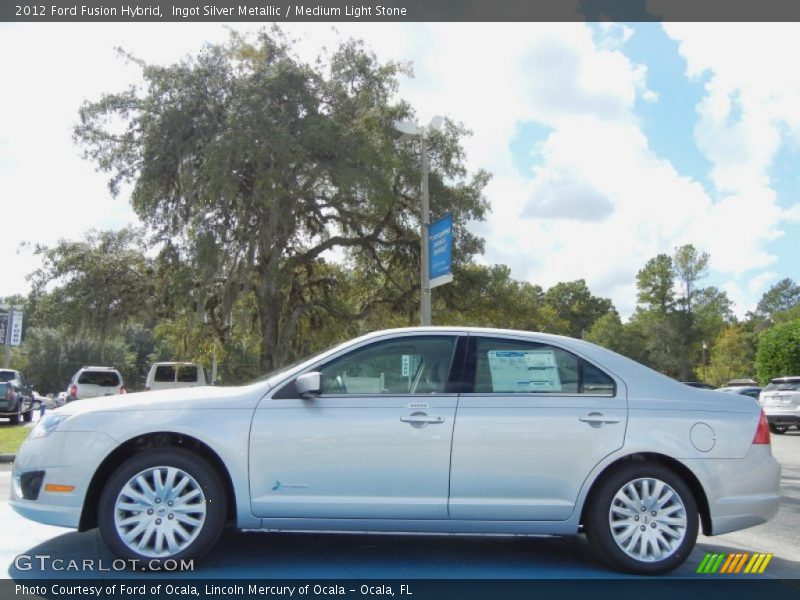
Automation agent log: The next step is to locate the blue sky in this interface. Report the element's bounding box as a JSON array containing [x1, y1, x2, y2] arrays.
[[1, 22, 799, 319]]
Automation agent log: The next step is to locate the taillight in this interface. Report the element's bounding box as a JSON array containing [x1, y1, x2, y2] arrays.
[[6, 387, 12, 402], [753, 409, 771, 445], [69, 384, 77, 398], [119, 386, 127, 394]]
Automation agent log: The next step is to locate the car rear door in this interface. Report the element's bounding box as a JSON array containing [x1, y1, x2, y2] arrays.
[[448, 335, 627, 521], [249, 333, 465, 520]]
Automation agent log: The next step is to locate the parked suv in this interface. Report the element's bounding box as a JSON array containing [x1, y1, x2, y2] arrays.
[[759, 376, 800, 434], [145, 362, 207, 391], [67, 366, 126, 401]]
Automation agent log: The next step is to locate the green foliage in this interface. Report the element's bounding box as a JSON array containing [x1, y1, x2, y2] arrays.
[[755, 319, 800, 384], [74, 29, 489, 372], [706, 326, 755, 386], [586, 311, 647, 362], [755, 278, 800, 319], [636, 254, 675, 313], [29, 227, 152, 362], [542, 280, 613, 338], [673, 244, 709, 312]]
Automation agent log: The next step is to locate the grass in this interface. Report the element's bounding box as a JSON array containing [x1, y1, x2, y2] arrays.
[[0, 424, 31, 455]]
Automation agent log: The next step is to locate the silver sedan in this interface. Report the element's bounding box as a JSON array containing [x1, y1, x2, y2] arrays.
[[9, 327, 780, 574]]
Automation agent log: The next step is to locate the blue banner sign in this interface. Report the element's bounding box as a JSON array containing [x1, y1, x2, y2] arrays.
[[428, 213, 453, 289]]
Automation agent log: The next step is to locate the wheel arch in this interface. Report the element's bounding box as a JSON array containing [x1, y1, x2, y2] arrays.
[[79, 431, 237, 531], [579, 452, 712, 535]]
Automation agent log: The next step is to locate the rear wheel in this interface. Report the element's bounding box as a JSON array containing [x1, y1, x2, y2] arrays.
[[98, 448, 227, 566], [769, 424, 787, 434], [9, 404, 20, 426], [585, 462, 698, 574], [22, 402, 33, 422]]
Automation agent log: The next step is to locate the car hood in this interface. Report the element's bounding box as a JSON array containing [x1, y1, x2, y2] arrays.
[[57, 381, 270, 415]]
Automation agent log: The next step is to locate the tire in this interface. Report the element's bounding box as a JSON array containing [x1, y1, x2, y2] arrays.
[[584, 462, 699, 575], [769, 424, 787, 435], [9, 404, 20, 426], [22, 403, 33, 423], [98, 448, 227, 566]]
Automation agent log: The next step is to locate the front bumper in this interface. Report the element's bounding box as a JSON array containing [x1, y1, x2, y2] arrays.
[[9, 430, 118, 529]]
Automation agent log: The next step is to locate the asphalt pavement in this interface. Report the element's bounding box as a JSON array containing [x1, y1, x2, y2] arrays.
[[0, 430, 798, 580]]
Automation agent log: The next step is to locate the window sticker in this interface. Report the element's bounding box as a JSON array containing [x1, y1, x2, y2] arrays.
[[487, 349, 561, 392]]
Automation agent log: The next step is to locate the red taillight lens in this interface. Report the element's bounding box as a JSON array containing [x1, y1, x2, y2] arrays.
[[6, 387, 12, 402], [119, 386, 126, 394], [753, 409, 771, 445], [69, 384, 77, 398]]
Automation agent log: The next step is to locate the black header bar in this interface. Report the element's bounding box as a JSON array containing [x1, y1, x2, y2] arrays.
[[4, 0, 800, 23]]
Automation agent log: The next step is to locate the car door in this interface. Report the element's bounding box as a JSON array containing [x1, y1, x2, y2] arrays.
[[249, 333, 464, 520], [449, 335, 627, 521]]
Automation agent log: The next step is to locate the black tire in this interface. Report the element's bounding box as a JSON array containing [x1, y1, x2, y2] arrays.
[[769, 424, 787, 435], [9, 404, 20, 426], [22, 403, 33, 423], [98, 448, 227, 566], [584, 462, 699, 575]]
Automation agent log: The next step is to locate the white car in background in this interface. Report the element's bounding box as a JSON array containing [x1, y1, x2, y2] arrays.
[[145, 362, 207, 392], [10, 327, 780, 574], [760, 376, 800, 434], [67, 366, 126, 401]]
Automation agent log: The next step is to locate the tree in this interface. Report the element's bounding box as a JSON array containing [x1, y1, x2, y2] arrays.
[[706, 326, 755, 386], [636, 254, 675, 313], [755, 319, 800, 384], [693, 286, 735, 346], [29, 228, 152, 363], [755, 278, 800, 319], [74, 29, 489, 372], [586, 311, 647, 361], [542, 279, 613, 338], [673, 244, 709, 313]]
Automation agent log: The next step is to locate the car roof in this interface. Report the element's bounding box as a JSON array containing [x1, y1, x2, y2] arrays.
[[769, 376, 800, 383]]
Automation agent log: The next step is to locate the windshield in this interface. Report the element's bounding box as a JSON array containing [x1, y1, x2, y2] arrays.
[[249, 340, 349, 385]]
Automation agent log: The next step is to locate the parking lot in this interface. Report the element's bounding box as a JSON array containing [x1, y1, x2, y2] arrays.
[[1, 427, 798, 580]]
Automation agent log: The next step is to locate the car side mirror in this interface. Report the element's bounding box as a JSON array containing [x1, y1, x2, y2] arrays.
[[295, 372, 321, 399]]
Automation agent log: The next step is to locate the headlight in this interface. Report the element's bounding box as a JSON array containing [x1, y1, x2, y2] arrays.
[[29, 414, 71, 440]]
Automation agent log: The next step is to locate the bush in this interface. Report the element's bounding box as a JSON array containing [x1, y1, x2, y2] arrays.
[[755, 318, 800, 385]]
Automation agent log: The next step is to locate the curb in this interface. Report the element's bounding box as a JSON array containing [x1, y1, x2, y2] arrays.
[[0, 454, 15, 463]]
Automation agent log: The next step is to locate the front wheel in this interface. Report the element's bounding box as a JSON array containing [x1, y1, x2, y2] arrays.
[[22, 403, 33, 422], [98, 448, 227, 565], [585, 463, 698, 574]]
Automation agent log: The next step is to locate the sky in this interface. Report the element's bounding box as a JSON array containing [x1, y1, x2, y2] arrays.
[[1, 21, 799, 319]]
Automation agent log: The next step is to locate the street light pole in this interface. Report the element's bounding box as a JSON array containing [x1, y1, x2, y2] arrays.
[[420, 132, 431, 326], [394, 116, 443, 327]]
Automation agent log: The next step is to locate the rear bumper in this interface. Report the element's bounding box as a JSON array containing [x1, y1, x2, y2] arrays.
[[683, 445, 781, 536], [765, 413, 800, 426]]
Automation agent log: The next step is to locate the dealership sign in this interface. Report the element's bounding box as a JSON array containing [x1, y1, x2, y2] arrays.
[[428, 213, 453, 289]]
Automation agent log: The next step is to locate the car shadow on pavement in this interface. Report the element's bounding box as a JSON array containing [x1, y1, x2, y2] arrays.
[[7, 528, 800, 580]]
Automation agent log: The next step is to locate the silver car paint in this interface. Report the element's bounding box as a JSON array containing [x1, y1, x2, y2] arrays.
[[10, 327, 780, 540]]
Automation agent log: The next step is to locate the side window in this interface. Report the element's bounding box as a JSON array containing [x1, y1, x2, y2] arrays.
[[154, 365, 176, 382], [319, 336, 457, 395], [177, 365, 198, 383], [472, 338, 614, 395]]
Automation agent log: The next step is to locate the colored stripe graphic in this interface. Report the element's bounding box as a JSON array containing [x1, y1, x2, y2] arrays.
[[697, 552, 772, 575]]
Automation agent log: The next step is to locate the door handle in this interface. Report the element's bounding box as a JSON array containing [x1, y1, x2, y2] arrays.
[[401, 414, 444, 424], [579, 412, 621, 425]]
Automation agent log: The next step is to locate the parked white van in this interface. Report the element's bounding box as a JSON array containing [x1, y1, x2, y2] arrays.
[[145, 362, 207, 391]]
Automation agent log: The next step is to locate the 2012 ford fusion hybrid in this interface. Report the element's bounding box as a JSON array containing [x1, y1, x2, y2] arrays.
[[10, 327, 781, 574]]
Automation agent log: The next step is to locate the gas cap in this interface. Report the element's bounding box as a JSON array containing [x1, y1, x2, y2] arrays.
[[690, 422, 716, 452]]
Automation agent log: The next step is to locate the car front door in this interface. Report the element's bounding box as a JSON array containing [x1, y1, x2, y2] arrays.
[[249, 333, 464, 520], [449, 335, 627, 521]]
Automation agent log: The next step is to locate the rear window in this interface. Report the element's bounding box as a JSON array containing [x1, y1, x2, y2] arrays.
[[154, 365, 176, 382], [78, 371, 120, 387], [765, 380, 800, 392], [0, 371, 16, 383], [177, 365, 198, 383]]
